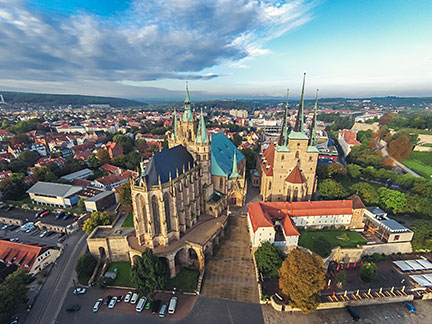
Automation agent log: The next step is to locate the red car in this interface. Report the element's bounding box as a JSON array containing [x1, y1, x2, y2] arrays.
[[40, 211, 49, 218]]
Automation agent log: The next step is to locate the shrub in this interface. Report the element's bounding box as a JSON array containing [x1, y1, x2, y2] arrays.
[[360, 262, 377, 283]]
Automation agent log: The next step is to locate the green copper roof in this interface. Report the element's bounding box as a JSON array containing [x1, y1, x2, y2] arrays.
[[211, 132, 244, 177], [229, 151, 241, 178], [196, 108, 208, 143], [183, 82, 193, 122], [309, 89, 319, 147], [278, 89, 290, 147], [275, 145, 290, 152], [307, 146, 319, 153], [288, 131, 309, 140], [294, 73, 306, 132]]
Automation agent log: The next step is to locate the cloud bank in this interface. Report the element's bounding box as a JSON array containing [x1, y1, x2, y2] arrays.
[[0, 0, 314, 88]]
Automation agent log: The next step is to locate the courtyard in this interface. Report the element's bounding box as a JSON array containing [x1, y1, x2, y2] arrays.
[[201, 214, 259, 303], [298, 229, 367, 251]]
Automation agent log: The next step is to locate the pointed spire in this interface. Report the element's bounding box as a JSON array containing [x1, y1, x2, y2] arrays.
[[294, 73, 306, 132], [196, 108, 208, 143], [278, 89, 290, 147], [230, 152, 240, 178], [172, 107, 178, 140], [183, 81, 193, 122], [310, 89, 319, 147]]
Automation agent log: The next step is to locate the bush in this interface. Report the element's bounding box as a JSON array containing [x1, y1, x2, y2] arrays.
[[335, 271, 346, 286], [75, 253, 97, 284], [312, 237, 332, 258], [360, 262, 377, 283]]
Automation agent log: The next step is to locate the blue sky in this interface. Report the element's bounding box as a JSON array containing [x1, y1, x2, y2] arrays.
[[0, 0, 431, 99]]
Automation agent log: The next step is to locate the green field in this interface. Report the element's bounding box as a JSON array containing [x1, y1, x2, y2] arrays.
[[107, 262, 132, 287], [165, 268, 200, 292], [402, 151, 432, 180], [299, 230, 367, 251], [121, 212, 134, 228]]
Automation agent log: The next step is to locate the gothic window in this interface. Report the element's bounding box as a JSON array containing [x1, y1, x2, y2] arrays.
[[219, 178, 223, 188], [309, 156, 313, 161], [281, 154, 284, 161], [295, 151, 299, 159], [137, 195, 148, 232], [269, 182, 272, 190], [163, 193, 171, 233], [151, 195, 161, 235]]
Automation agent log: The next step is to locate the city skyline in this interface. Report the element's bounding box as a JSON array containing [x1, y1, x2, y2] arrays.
[[0, 0, 431, 99]]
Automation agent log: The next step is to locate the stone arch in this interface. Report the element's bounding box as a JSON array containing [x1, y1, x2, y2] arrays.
[[132, 254, 140, 265], [188, 247, 198, 260], [158, 256, 169, 274], [163, 192, 171, 233], [98, 246, 106, 259], [174, 248, 188, 271], [151, 195, 161, 235]]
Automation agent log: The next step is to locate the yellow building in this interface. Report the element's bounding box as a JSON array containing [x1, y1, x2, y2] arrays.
[[257, 75, 319, 202]]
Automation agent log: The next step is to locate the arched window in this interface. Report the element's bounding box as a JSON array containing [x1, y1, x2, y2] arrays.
[[281, 154, 284, 160], [163, 193, 171, 233], [137, 194, 148, 232], [151, 195, 161, 235], [219, 178, 223, 188], [295, 151, 299, 159]]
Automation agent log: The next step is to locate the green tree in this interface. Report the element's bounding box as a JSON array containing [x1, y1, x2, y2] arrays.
[[279, 249, 326, 313], [350, 182, 379, 205], [316, 164, 329, 180], [125, 151, 140, 171], [0, 269, 30, 324], [360, 262, 377, 282], [319, 179, 347, 200], [136, 139, 148, 153], [19, 150, 40, 166], [0, 173, 29, 200], [118, 182, 132, 207], [241, 147, 258, 170], [113, 134, 133, 154], [377, 187, 407, 214], [131, 248, 168, 295], [161, 139, 169, 150], [230, 134, 242, 147], [87, 153, 100, 168], [82, 211, 113, 235], [335, 271, 346, 286], [347, 164, 362, 179], [411, 220, 432, 251], [96, 149, 110, 165], [75, 253, 97, 283], [32, 166, 58, 182], [327, 163, 347, 180], [254, 242, 284, 278], [77, 197, 85, 208], [111, 154, 127, 169]]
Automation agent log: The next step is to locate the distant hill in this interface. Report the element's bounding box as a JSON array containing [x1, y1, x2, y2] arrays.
[[0, 91, 146, 108]]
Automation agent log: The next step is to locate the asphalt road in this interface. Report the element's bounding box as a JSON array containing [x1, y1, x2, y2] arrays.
[[24, 230, 88, 324]]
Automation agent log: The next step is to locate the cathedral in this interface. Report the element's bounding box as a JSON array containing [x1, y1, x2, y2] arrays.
[[130, 84, 247, 248], [257, 74, 319, 202]]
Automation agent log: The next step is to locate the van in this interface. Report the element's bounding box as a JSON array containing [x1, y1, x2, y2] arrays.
[[346, 306, 360, 321], [130, 293, 139, 304], [136, 297, 147, 312], [159, 303, 167, 318], [168, 297, 177, 314]]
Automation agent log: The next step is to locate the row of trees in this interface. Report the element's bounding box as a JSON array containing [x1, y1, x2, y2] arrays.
[[0, 270, 30, 323]]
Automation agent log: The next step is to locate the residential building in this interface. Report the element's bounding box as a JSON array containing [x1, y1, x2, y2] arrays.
[[61, 168, 94, 182], [338, 129, 361, 157], [103, 141, 123, 159]]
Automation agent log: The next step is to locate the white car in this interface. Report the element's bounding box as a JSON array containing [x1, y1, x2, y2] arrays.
[[39, 231, 47, 238], [73, 288, 87, 295], [93, 298, 103, 313], [108, 297, 117, 309], [124, 291, 133, 303]]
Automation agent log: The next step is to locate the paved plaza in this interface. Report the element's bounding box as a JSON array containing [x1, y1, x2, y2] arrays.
[[201, 214, 259, 303]]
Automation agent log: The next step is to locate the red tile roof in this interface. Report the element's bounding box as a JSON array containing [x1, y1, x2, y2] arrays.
[[101, 164, 123, 174], [260, 141, 276, 176], [340, 130, 361, 145], [0, 240, 45, 272], [285, 166, 306, 184]]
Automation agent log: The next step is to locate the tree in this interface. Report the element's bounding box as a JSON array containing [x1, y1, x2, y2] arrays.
[[388, 134, 412, 160], [111, 154, 127, 169], [347, 164, 362, 179], [335, 271, 346, 286], [82, 211, 113, 235], [0, 173, 28, 200], [241, 146, 258, 170], [350, 182, 379, 205], [131, 248, 168, 295], [279, 249, 326, 313], [118, 182, 131, 207], [161, 139, 169, 150], [87, 153, 100, 168], [113, 134, 133, 154], [0, 269, 30, 324], [77, 197, 85, 208], [312, 237, 332, 257], [19, 150, 40, 166], [318, 179, 347, 200], [230, 134, 242, 147], [136, 139, 148, 153], [316, 164, 329, 180], [411, 220, 432, 251], [32, 166, 58, 182], [377, 187, 407, 214], [360, 262, 377, 282], [75, 253, 97, 282], [96, 149, 110, 165], [327, 163, 347, 180], [254, 242, 284, 278]]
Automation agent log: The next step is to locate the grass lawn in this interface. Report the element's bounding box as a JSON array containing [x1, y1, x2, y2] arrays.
[[107, 262, 132, 287], [299, 230, 367, 251], [402, 156, 432, 180], [165, 268, 199, 292], [121, 212, 134, 228]]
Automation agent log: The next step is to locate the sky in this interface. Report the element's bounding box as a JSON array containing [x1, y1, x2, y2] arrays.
[[0, 0, 431, 100]]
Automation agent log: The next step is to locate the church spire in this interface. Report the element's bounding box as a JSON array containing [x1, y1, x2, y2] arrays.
[[196, 107, 208, 143], [172, 107, 178, 140], [183, 81, 193, 122], [310, 89, 319, 147], [278, 89, 289, 147], [229, 151, 240, 178], [294, 73, 306, 132]]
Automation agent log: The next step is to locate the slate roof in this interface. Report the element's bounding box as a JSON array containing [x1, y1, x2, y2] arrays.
[[143, 145, 194, 186], [26, 181, 83, 198], [211, 133, 245, 177]]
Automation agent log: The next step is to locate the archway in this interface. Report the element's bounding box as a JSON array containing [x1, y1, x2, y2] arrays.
[[98, 247, 106, 259], [174, 248, 188, 272], [159, 256, 169, 273]]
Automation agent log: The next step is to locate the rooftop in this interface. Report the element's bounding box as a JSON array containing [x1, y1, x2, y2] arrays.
[[26, 181, 83, 198]]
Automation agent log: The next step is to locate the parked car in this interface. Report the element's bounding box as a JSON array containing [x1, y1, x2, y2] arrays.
[[9, 238, 19, 242], [151, 300, 161, 315], [35, 210, 47, 218], [93, 298, 103, 313], [168, 296, 178, 314], [46, 231, 56, 237], [104, 295, 112, 306], [124, 291, 132, 303], [108, 297, 117, 309], [63, 213, 71, 221], [9, 316, 18, 324], [8, 225, 19, 231], [116, 295, 123, 302], [40, 211, 49, 218], [73, 288, 86, 295], [1, 224, 9, 230], [39, 231, 47, 238], [65, 304, 81, 312], [159, 303, 168, 318], [346, 306, 360, 321], [136, 297, 147, 312], [145, 299, 152, 310], [404, 301, 416, 313], [130, 293, 139, 304], [56, 211, 65, 220], [5, 205, 14, 212]]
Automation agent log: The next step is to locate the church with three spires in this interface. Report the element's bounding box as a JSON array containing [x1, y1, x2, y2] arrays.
[[130, 83, 246, 248], [257, 74, 320, 202]]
